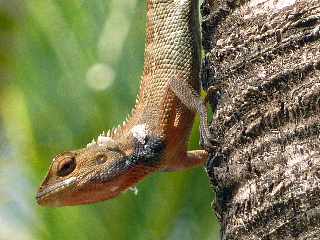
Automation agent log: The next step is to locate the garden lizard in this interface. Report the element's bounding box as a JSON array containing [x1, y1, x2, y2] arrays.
[[36, 0, 213, 206]]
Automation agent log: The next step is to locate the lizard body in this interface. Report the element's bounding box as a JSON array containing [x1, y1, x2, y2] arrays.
[[37, 0, 211, 207]]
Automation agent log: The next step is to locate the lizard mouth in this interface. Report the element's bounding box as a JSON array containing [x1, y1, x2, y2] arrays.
[[36, 177, 77, 204]]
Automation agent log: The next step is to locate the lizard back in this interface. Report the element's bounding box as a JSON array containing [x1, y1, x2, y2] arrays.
[[115, 0, 201, 144]]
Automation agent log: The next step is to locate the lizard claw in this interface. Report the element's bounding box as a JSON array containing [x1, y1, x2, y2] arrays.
[[199, 123, 218, 151]]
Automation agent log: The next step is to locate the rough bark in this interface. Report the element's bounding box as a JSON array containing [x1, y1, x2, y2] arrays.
[[201, 0, 320, 239]]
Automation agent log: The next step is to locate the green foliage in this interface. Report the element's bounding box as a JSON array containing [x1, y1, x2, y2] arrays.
[[0, 0, 219, 239]]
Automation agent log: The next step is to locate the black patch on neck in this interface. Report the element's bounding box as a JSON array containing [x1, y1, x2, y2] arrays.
[[129, 135, 165, 167], [89, 136, 165, 183], [109, 135, 165, 173]]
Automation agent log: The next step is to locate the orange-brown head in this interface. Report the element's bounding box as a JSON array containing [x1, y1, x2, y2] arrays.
[[36, 133, 165, 207]]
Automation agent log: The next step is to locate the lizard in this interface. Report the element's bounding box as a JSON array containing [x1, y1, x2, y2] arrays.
[[36, 0, 214, 207]]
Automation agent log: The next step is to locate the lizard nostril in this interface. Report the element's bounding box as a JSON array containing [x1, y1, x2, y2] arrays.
[[57, 157, 76, 177]]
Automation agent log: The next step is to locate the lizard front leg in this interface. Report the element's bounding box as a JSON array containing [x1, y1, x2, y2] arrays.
[[163, 150, 208, 172], [169, 78, 216, 150]]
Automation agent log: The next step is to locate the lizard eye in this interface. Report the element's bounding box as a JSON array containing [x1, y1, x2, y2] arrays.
[[57, 157, 76, 177]]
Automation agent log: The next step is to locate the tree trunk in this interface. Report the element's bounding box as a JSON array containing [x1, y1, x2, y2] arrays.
[[201, 0, 320, 239]]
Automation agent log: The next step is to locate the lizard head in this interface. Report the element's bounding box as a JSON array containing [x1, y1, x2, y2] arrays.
[[36, 131, 165, 207]]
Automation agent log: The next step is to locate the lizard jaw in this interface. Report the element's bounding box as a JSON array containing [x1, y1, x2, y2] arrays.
[[36, 177, 77, 206]]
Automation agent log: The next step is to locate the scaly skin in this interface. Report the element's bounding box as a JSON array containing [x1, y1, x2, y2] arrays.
[[36, 0, 210, 207]]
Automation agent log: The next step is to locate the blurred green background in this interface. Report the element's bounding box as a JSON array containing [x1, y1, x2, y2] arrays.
[[0, 0, 219, 239]]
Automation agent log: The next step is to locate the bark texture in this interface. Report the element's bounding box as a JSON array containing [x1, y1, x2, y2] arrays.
[[201, 0, 320, 239]]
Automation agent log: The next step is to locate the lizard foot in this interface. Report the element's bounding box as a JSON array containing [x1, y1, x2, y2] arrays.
[[205, 85, 223, 112], [199, 123, 218, 151]]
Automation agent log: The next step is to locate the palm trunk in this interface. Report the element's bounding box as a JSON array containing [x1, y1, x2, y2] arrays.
[[201, 0, 320, 239]]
